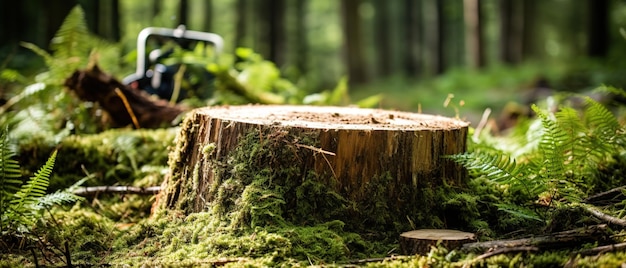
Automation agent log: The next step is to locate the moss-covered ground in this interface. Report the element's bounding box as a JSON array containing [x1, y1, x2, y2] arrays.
[[3, 119, 626, 267]]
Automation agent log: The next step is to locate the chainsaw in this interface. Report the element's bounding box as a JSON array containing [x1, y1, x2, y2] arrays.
[[122, 25, 224, 102]]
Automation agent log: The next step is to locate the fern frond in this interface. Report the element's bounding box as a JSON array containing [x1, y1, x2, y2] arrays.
[[495, 203, 544, 222], [11, 150, 56, 213], [0, 130, 23, 232], [20, 42, 54, 67], [0, 131, 22, 190], [585, 97, 624, 148], [50, 6, 91, 60], [33, 191, 83, 211], [447, 152, 529, 186], [532, 105, 568, 180]]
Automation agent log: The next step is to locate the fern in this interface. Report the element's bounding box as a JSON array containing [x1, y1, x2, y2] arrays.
[[452, 95, 626, 227], [1, 131, 84, 235], [0, 131, 23, 232], [10, 151, 56, 217]]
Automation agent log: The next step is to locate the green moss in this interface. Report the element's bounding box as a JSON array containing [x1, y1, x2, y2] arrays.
[[18, 128, 177, 190]]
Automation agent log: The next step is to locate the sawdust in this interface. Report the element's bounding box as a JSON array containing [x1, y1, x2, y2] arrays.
[[196, 105, 469, 130]]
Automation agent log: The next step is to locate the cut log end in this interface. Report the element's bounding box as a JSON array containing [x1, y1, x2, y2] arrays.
[[399, 229, 477, 255]]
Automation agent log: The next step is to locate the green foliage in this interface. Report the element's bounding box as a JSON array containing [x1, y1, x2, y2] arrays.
[[449, 92, 626, 228], [0, 130, 22, 233], [2, 5, 120, 139], [0, 129, 83, 237]]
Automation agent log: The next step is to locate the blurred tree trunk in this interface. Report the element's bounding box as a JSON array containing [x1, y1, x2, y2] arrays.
[[374, 0, 391, 77], [44, 0, 78, 43], [403, 0, 422, 77], [82, 0, 100, 37], [0, 2, 26, 44], [422, 0, 444, 75], [436, 0, 445, 74], [234, 0, 248, 48], [341, 0, 367, 84], [587, 0, 609, 57], [109, 0, 120, 41], [178, 0, 188, 26], [464, 0, 484, 69], [152, 0, 162, 17], [86, 0, 119, 41], [294, 0, 308, 76], [499, 0, 524, 64], [521, 0, 536, 60], [258, 0, 286, 66], [203, 0, 213, 31]]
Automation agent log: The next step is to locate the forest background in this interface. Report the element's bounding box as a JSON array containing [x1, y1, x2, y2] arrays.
[[2, 0, 626, 122]]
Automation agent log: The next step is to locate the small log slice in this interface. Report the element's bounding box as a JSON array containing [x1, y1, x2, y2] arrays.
[[157, 105, 469, 230], [400, 229, 476, 255]]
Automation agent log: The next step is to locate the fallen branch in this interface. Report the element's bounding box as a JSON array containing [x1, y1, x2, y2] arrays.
[[584, 186, 626, 205], [564, 242, 626, 268], [578, 203, 626, 227], [574, 242, 626, 257], [343, 255, 410, 265], [461, 224, 609, 253], [73, 186, 161, 196], [462, 246, 538, 268]]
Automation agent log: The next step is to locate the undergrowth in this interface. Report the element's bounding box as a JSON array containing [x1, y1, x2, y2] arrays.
[[0, 128, 85, 264], [449, 88, 626, 233]]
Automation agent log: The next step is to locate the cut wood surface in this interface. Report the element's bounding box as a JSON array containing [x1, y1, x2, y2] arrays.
[[157, 105, 469, 230], [399, 229, 476, 255]]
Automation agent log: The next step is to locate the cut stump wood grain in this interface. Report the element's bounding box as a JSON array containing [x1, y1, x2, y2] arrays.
[[399, 229, 476, 255], [156, 105, 469, 230]]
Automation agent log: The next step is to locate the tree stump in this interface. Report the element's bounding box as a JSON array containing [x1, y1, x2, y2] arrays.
[[156, 105, 469, 232], [399, 229, 476, 255]]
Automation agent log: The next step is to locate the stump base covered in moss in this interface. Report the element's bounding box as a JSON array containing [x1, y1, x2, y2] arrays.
[[157, 105, 469, 233]]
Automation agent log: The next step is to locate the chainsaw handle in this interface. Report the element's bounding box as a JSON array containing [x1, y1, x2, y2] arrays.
[[123, 25, 224, 85]]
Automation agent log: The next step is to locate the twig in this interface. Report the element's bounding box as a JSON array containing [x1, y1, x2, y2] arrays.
[[73, 186, 161, 196], [29, 247, 40, 268], [344, 255, 410, 265], [579, 203, 626, 227], [461, 224, 609, 252], [114, 87, 141, 129], [575, 242, 626, 257], [473, 108, 491, 141], [584, 186, 626, 205], [462, 246, 538, 268], [294, 143, 336, 156], [64, 241, 72, 268]]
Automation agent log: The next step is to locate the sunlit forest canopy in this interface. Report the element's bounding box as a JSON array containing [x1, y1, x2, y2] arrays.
[[1, 0, 626, 115]]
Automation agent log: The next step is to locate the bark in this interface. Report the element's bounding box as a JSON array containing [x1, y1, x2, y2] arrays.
[[399, 229, 476, 255], [157, 105, 469, 229]]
